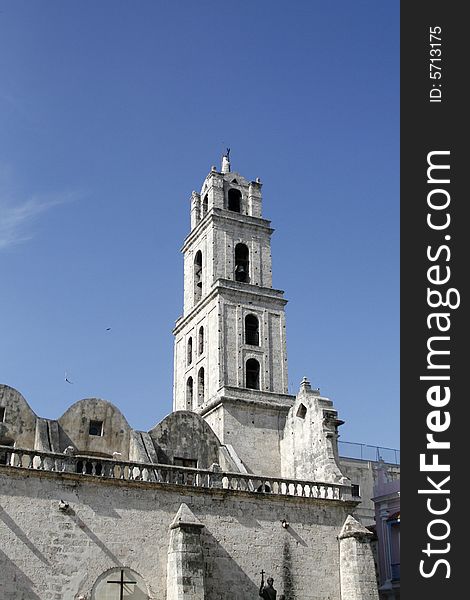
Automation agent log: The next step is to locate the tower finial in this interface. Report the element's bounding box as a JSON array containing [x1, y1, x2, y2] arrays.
[[221, 147, 231, 173]]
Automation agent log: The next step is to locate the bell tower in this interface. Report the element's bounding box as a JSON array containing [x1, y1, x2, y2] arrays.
[[172, 152, 295, 475]]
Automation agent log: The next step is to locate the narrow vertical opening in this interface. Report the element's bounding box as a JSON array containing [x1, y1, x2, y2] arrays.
[[194, 250, 203, 303], [202, 194, 208, 217], [198, 367, 205, 405], [246, 358, 260, 390], [187, 337, 193, 365], [245, 314, 259, 345], [0, 438, 14, 465], [235, 243, 249, 282], [198, 326, 204, 354], [228, 188, 241, 212], [186, 377, 193, 409]]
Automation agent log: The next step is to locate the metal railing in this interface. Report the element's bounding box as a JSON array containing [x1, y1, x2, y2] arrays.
[[0, 446, 353, 502], [338, 441, 400, 465]]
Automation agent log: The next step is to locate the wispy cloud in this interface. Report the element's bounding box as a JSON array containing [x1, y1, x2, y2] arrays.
[[0, 161, 81, 250], [0, 193, 74, 250]]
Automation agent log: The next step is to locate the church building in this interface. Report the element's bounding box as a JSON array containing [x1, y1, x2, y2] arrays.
[[0, 155, 379, 600]]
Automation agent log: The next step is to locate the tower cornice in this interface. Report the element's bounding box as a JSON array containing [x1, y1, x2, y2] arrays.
[[197, 389, 296, 417], [181, 209, 273, 253], [173, 278, 287, 336]]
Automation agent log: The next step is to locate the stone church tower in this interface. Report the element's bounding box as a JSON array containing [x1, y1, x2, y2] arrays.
[[0, 152, 380, 600], [173, 152, 294, 476]]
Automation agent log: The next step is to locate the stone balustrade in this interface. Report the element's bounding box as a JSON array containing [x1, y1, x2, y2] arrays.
[[0, 445, 352, 501]]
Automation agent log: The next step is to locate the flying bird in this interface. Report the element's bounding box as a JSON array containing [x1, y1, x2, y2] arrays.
[[64, 372, 73, 384]]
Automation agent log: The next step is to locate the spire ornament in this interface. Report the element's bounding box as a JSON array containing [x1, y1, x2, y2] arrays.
[[221, 147, 231, 173]]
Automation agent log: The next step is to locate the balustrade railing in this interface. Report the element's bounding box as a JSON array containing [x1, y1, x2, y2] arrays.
[[0, 445, 352, 501]]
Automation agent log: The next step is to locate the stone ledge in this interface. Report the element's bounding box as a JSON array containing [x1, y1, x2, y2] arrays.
[[199, 390, 295, 416], [0, 465, 358, 509]]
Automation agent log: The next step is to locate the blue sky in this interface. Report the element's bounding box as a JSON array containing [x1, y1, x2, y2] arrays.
[[0, 1, 399, 451]]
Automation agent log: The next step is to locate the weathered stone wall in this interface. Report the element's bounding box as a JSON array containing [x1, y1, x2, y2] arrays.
[[148, 411, 221, 469], [0, 385, 37, 449], [173, 285, 290, 447], [281, 381, 347, 485], [339, 516, 379, 600], [218, 289, 288, 395], [203, 399, 289, 476], [0, 468, 354, 600], [211, 214, 274, 288], [173, 295, 218, 411], [58, 399, 132, 460], [182, 170, 271, 316], [167, 504, 205, 600], [182, 225, 215, 317]]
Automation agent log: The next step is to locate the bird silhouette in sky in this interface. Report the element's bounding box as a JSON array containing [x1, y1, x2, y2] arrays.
[[64, 372, 73, 384]]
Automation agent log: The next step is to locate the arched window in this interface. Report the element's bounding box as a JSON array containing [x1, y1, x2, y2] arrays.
[[235, 243, 249, 282], [91, 568, 149, 599], [198, 326, 204, 354], [228, 188, 241, 212], [202, 194, 208, 217], [194, 250, 202, 303], [246, 358, 260, 390], [198, 367, 205, 405], [187, 337, 193, 365], [186, 377, 193, 408], [245, 314, 259, 345]]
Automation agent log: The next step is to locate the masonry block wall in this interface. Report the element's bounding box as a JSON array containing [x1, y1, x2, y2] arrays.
[[202, 399, 291, 477], [0, 469, 356, 600], [339, 516, 380, 600]]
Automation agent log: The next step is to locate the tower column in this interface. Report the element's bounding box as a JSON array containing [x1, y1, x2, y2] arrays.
[[339, 515, 379, 600], [173, 157, 295, 476]]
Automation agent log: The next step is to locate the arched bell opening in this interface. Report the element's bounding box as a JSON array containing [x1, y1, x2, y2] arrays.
[[235, 243, 249, 283]]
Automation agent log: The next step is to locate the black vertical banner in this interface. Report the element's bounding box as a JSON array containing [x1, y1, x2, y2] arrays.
[[401, 2, 466, 598]]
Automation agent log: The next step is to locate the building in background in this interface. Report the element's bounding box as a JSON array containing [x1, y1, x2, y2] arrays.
[[372, 462, 400, 600], [338, 442, 400, 527]]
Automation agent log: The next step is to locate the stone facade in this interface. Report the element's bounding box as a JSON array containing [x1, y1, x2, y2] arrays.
[[0, 155, 380, 599], [0, 467, 357, 600], [281, 378, 347, 484]]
